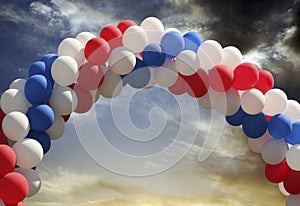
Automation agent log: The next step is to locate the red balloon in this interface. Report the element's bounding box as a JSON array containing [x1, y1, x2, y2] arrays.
[[208, 64, 233, 92], [265, 159, 291, 183], [284, 170, 300, 195], [117, 20, 137, 34], [0, 110, 8, 145], [0, 172, 28, 205], [62, 114, 71, 122], [6, 202, 26, 206], [266, 115, 272, 121], [100, 25, 122, 51], [181, 69, 209, 98], [233, 62, 259, 90], [168, 74, 186, 95], [0, 145, 16, 177], [254, 70, 274, 94], [84, 37, 110, 66], [73, 84, 93, 114], [77, 63, 104, 90]]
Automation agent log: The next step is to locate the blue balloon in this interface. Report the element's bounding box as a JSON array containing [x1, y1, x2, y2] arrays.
[[183, 31, 202, 52], [161, 31, 185, 58], [242, 112, 268, 138], [28, 61, 46, 77], [26, 105, 54, 132], [25, 75, 52, 105], [125, 58, 150, 89], [142, 43, 166, 67], [285, 121, 300, 145], [226, 107, 247, 126], [268, 114, 292, 139], [40, 54, 58, 86], [26, 130, 51, 154]]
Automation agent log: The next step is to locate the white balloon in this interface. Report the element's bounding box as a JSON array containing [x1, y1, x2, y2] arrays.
[[98, 71, 123, 98], [261, 138, 288, 165], [197, 40, 223, 71], [216, 88, 240, 116], [221, 46, 243, 70], [286, 195, 300, 206], [198, 87, 221, 110], [49, 86, 78, 115], [9, 78, 27, 92], [286, 145, 300, 171], [155, 59, 178, 87], [241, 89, 265, 115], [46, 115, 65, 140], [12, 138, 43, 169], [144, 67, 156, 89], [263, 88, 288, 116], [2, 111, 30, 141], [176, 50, 199, 76], [51, 56, 79, 86], [1, 89, 29, 114], [122, 26, 148, 54], [75, 31, 96, 47], [14, 167, 41, 197], [90, 89, 101, 103], [109, 47, 136, 75], [0, 199, 4, 206], [57, 38, 85, 66], [283, 100, 300, 123], [140, 17, 164, 43], [278, 182, 290, 196], [248, 130, 272, 153]]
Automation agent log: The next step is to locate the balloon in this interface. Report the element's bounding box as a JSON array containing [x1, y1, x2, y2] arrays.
[[233, 63, 259, 90], [286, 194, 300, 206], [183, 31, 202, 52], [286, 145, 300, 171], [263, 88, 288, 116], [109, 47, 136, 75], [125, 58, 151, 89], [26, 105, 54, 132], [161, 31, 184, 58], [122, 26, 148, 54], [283, 100, 300, 123], [140, 17, 164, 44], [168, 74, 186, 95], [220, 46, 243, 70], [90, 89, 100, 103], [40, 54, 58, 72], [197, 40, 223, 71], [12, 139, 43, 169], [73, 84, 93, 114], [215, 88, 240, 116], [285, 121, 300, 145], [0, 172, 28, 204], [242, 112, 268, 138], [28, 61, 47, 78], [248, 130, 273, 153], [254, 70, 274, 94], [26, 131, 51, 154], [198, 87, 221, 110], [84, 37, 110, 66], [144, 68, 157, 89], [49, 86, 78, 115], [0, 89, 29, 114], [0, 115, 8, 145], [268, 114, 292, 139], [14, 168, 41, 197], [155, 59, 178, 87], [142, 43, 166, 67], [181, 69, 208, 98], [9, 78, 27, 92], [284, 170, 300, 195], [100, 25, 122, 51], [226, 107, 247, 126], [75, 31, 96, 47], [240, 89, 265, 115], [46, 115, 65, 140], [2, 111, 30, 141], [51, 56, 79, 86], [24, 75, 52, 105], [77, 63, 104, 90], [0, 145, 16, 177], [98, 71, 123, 98], [265, 159, 291, 183], [117, 20, 137, 34], [57, 38, 85, 66], [261, 138, 288, 165], [175, 50, 199, 76], [278, 182, 290, 196], [208, 64, 234, 92]]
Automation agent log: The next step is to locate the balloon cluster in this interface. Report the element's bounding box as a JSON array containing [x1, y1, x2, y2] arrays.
[[0, 17, 299, 205]]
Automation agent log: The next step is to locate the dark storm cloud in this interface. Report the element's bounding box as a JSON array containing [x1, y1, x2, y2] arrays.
[[286, 0, 300, 53]]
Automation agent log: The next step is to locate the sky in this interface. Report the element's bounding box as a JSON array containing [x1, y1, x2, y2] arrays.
[[0, 0, 300, 205]]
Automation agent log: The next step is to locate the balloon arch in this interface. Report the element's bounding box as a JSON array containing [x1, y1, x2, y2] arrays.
[[0, 17, 300, 205]]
